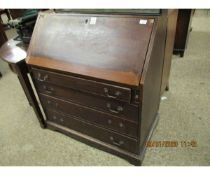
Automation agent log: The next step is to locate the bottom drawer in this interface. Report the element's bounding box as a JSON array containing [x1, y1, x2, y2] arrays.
[[45, 110, 138, 154]]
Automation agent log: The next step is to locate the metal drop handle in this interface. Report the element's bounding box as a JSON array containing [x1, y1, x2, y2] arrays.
[[52, 115, 63, 122], [37, 73, 48, 82], [110, 136, 124, 146], [108, 120, 124, 128], [47, 100, 58, 108], [104, 88, 121, 99], [43, 85, 54, 94], [106, 103, 123, 114]]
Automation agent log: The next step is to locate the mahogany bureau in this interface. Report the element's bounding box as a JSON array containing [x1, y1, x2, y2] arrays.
[[20, 10, 167, 165]]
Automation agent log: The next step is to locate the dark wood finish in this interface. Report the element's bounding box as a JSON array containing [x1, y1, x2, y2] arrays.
[[46, 120, 142, 165], [26, 11, 167, 165], [139, 13, 167, 152], [11, 60, 46, 128], [27, 14, 155, 86], [8, 9, 26, 19], [0, 39, 46, 128], [0, 22, 7, 47], [173, 9, 193, 57], [161, 9, 178, 94], [31, 68, 132, 103], [1, 10, 168, 165], [34, 81, 138, 122], [39, 94, 138, 138], [46, 109, 138, 153], [0, 22, 7, 77], [46, 112, 159, 166]]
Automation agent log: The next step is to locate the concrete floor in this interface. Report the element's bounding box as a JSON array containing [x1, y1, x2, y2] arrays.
[[0, 10, 210, 166]]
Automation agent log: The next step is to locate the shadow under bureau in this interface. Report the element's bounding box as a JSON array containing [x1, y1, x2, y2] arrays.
[[24, 11, 167, 165]]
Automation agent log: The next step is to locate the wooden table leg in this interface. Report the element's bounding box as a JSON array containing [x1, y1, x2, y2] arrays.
[[11, 60, 46, 128]]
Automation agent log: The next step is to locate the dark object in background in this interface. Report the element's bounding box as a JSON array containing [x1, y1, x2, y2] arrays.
[[161, 9, 178, 94], [0, 22, 7, 46], [8, 9, 26, 19], [173, 9, 193, 57], [8, 9, 39, 44], [0, 22, 8, 77], [55, 9, 161, 15]]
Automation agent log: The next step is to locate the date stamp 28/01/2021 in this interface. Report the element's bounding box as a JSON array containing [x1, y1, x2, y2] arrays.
[[146, 140, 198, 148]]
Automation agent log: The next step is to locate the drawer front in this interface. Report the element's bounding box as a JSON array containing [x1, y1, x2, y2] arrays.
[[40, 94, 138, 138], [31, 68, 131, 103], [45, 109, 138, 154], [35, 81, 139, 122]]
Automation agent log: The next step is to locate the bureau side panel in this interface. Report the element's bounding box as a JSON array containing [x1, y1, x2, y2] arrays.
[[139, 15, 167, 153]]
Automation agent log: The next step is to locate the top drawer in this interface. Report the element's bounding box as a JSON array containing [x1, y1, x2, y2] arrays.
[[31, 68, 131, 103]]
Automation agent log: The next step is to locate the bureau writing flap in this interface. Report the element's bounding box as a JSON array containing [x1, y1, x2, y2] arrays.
[[27, 12, 154, 86]]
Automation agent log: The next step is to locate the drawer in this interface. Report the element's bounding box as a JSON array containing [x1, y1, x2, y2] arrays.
[[35, 82, 139, 122], [40, 94, 138, 138], [31, 68, 131, 103], [45, 109, 138, 154]]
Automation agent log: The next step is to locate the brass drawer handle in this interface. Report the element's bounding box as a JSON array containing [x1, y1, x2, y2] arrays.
[[37, 73, 48, 82], [119, 122, 124, 128], [52, 115, 63, 122], [43, 85, 54, 94], [47, 100, 58, 108], [104, 88, 121, 99], [108, 119, 112, 124], [108, 120, 124, 128], [106, 103, 123, 114], [46, 90, 52, 94], [110, 136, 124, 146]]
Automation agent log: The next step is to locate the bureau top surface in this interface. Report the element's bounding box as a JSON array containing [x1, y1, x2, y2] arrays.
[[27, 12, 155, 86]]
